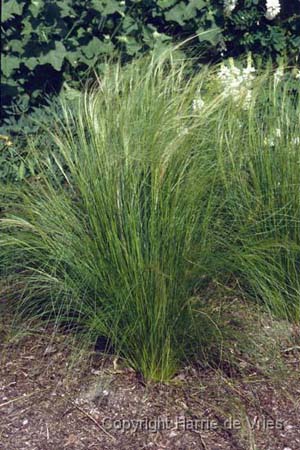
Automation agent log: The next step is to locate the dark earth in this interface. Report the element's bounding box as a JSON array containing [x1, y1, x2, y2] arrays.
[[0, 305, 300, 450]]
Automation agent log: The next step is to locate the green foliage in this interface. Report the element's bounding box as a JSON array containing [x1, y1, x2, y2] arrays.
[[218, 74, 300, 321], [0, 56, 224, 381], [2, 54, 300, 380], [0, 95, 76, 183], [2, 0, 300, 123], [224, 0, 300, 61]]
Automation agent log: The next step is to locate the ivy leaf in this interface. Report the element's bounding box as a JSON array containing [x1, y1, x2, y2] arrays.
[[57, 0, 75, 18], [65, 51, 80, 67], [3, 0, 23, 21], [199, 27, 222, 46], [194, 0, 206, 10], [122, 15, 139, 33], [29, 0, 43, 19], [117, 36, 142, 55], [92, 0, 122, 15], [2, 56, 20, 77], [40, 42, 67, 71], [157, 0, 178, 9], [8, 40, 23, 53], [164, 2, 187, 26], [24, 58, 38, 71], [22, 20, 33, 35], [186, 0, 206, 18], [82, 37, 102, 58]]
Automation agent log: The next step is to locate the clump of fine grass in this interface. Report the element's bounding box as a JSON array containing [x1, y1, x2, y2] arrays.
[[2, 55, 300, 380], [0, 55, 225, 381], [214, 69, 300, 320]]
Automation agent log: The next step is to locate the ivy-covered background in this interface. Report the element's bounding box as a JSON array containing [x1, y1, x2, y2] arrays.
[[2, 0, 300, 120], [1, 0, 300, 181]]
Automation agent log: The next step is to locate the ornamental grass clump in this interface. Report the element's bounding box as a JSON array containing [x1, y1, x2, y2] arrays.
[[0, 56, 224, 381], [214, 69, 300, 320], [3, 56, 300, 380]]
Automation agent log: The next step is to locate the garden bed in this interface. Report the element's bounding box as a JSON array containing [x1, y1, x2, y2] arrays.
[[0, 307, 299, 450], [2, 56, 300, 450]]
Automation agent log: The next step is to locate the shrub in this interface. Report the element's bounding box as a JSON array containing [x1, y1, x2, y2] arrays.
[[2, 0, 300, 123]]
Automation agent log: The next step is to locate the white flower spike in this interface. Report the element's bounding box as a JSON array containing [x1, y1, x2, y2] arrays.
[[265, 0, 281, 20], [224, 0, 238, 15], [274, 66, 284, 86], [217, 55, 256, 110]]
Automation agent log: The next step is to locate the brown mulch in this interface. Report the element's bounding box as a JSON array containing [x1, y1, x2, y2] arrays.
[[0, 324, 300, 450]]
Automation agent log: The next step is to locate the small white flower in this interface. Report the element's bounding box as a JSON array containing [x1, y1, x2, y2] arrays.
[[218, 65, 231, 81], [242, 90, 252, 110], [264, 137, 275, 146], [192, 90, 205, 112], [292, 137, 300, 145], [217, 56, 256, 110], [264, 128, 282, 146], [295, 70, 300, 80], [224, 0, 237, 14], [265, 0, 281, 20], [274, 66, 284, 85], [230, 65, 241, 77], [192, 98, 205, 111], [178, 127, 189, 138], [243, 66, 255, 75]]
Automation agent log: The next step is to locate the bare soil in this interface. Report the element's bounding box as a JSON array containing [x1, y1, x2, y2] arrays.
[[0, 316, 300, 450]]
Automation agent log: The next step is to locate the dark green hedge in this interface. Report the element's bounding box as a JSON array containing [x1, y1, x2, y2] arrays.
[[1, 0, 300, 122]]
